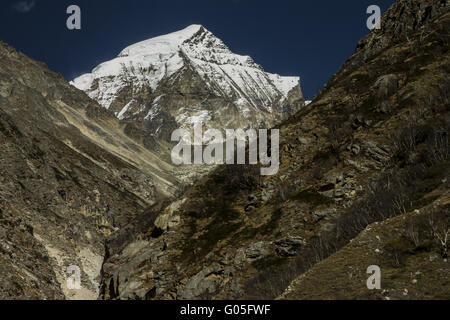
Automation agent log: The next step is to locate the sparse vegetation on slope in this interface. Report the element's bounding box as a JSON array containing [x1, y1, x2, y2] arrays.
[[98, 0, 450, 300]]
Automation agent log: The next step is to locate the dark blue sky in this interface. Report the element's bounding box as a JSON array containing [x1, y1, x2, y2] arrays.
[[1, 0, 395, 99]]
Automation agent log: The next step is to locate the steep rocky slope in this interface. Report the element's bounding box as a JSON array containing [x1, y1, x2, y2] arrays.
[[99, 0, 450, 300], [280, 0, 450, 300], [71, 25, 305, 141], [0, 40, 185, 299]]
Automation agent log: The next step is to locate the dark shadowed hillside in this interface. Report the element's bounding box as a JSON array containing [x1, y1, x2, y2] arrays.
[[98, 0, 450, 300]]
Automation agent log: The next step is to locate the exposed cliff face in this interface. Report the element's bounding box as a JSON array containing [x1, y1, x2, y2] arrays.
[[98, 0, 450, 300], [71, 25, 305, 142], [0, 40, 185, 299]]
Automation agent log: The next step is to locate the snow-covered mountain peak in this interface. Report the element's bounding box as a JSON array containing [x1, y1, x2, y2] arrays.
[[71, 25, 305, 139], [118, 24, 204, 58], [71, 25, 207, 96]]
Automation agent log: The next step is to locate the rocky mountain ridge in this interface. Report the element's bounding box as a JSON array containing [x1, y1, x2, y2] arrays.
[[71, 25, 305, 141]]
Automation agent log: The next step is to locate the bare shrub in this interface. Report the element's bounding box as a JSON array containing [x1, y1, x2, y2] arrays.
[[405, 222, 421, 247], [428, 208, 450, 258]]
